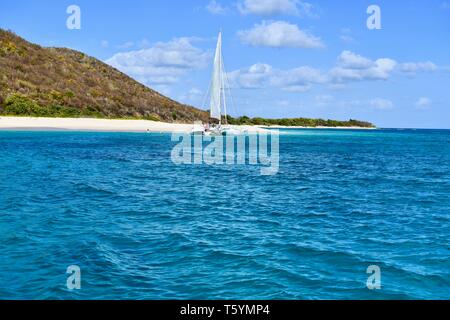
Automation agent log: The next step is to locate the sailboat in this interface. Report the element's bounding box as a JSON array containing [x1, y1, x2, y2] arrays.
[[196, 31, 243, 136]]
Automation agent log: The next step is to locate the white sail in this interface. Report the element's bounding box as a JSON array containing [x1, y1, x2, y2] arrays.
[[209, 32, 222, 121]]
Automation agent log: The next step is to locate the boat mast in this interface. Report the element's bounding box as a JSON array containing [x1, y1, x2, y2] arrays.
[[218, 32, 222, 126]]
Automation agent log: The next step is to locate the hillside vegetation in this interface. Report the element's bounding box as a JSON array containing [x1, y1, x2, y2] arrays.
[[0, 29, 209, 122]]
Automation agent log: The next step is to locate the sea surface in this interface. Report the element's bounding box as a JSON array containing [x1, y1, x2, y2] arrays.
[[0, 129, 449, 300]]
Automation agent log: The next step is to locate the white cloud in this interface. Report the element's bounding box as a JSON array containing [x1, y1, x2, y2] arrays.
[[330, 51, 397, 83], [180, 88, 204, 104], [337, 51, 373, 69], [105, 38, 210, 86], [330, 52, 440, 83], [138, 38, 151, 48], [228, 63, 273, 89], [238, 0, 314, 16], [398, 62, 437, 74], [369, 98, 394, 110], [100, 40, 109, 48], [238, 21, 324, 48], [206, 0, 226, 15], [415, 97, 432, 110], [228, 63, 326, 92], [229, 51, 439, 93], [188, 88, 203, 96], [340, 28, 355, 44], [271, 66, 327, 91]]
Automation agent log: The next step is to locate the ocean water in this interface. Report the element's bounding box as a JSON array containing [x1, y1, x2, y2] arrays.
[[0, 129, 449, 300]]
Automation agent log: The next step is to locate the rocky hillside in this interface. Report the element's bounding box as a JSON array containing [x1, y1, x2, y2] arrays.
[[0, 29, 209, 122]]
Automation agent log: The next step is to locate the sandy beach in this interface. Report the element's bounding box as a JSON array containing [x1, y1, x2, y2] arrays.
[[0, 117, 377, 133], [0, 117, 269, 133]]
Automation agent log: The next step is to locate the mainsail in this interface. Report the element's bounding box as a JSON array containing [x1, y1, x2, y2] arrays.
[[209, 32, 224, 122]]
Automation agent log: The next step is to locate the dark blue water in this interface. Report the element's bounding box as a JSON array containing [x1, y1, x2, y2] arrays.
[[0, 129, 449, 300]]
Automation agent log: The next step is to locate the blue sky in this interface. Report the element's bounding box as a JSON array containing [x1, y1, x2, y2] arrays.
[[1, 0, 449, 128]]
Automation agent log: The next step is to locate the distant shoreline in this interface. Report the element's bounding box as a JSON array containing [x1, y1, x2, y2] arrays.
[[263, 125, 377, 130], [0, 116, 376, 133]]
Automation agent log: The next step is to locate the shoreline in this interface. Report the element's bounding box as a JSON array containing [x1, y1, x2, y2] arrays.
[[0, 116, 375, 133], [0, 116, 266, 133], [0, 116, 194, 133], [263, 125, 377, 130]]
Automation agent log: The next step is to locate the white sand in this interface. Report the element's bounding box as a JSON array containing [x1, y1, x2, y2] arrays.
[[0, 117, 266, 133], [0, 117, 375, 133]]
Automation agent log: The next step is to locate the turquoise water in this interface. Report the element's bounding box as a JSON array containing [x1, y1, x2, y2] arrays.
[[0, 129, 449, 300]]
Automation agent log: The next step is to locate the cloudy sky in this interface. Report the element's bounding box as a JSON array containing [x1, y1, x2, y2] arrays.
[[1, 0, 450, 128]]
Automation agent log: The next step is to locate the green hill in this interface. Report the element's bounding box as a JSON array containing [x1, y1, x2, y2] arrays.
[[0, 29, 209, 122]]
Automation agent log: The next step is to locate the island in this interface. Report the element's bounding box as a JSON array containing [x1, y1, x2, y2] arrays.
[[0, 29, 375, 132]]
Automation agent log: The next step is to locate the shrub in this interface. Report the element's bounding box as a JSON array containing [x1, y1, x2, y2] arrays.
[[65, 90, 75, 98], [50, 90, 64, 102], [0, 40, 24, 56], [81, 106, 103, 118], [47, 105, 81, 117], [144, 114, 161, 122], [2, 94, 92, 118], [3, 94, 43, 115]]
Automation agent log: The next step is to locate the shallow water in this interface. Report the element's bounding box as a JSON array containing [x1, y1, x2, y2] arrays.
[[0, 129, 449, 299]]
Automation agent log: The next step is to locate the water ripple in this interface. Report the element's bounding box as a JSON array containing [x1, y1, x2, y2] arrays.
[[0, 129, 449, 299]]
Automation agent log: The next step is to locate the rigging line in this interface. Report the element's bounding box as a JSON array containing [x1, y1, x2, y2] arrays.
[[221, 52, 228, 125], [221, 58, 236, 120], [201, 74, 213, 120]]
